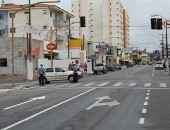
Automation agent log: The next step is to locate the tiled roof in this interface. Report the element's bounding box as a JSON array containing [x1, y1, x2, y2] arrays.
[[0, 4, 49, 9]]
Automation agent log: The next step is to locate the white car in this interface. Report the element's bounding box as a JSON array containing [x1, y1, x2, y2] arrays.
[[44, 67, 83, 83], [155, 62, 163, 70]]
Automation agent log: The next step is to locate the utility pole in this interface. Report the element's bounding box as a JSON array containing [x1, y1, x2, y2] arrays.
[[68, 18, 70, 59], [28, 0, 32, 61], [161, 33, 164, 59]]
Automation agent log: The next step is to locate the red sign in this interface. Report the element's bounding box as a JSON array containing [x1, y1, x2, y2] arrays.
[[164, 20, 170, 28], [46, 43, 57, 50]]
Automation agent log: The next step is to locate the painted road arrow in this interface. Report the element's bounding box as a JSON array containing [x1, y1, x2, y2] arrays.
[[4, 96, 46, 110], [86, 96, 120, 110]]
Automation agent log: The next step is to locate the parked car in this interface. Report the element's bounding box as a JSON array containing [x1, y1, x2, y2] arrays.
[[155, 62, 163, 70], [105, 64, 115, 71], [113, 63, 122, 70], [44, 67, 83, 83], [93, 63, 107, 74], [127, 62, 133, 67]]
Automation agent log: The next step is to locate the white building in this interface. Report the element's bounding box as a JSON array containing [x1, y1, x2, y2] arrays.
[[71, 0, 128, 48]]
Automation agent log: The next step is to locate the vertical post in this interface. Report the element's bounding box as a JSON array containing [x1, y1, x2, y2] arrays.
[[12, 14, 15, 87], [83, 34, 85, 50], [68, 18, 70, 59], [50, 31, 53, 67], [161, 33, 164, 59], [28, 0, 32, 61], [165, 22, 169, 71]]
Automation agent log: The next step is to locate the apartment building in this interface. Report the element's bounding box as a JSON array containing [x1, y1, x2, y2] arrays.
[[123, 9, 130, 48], [0, 3, 73, 74], [71, 0, 129, 64]]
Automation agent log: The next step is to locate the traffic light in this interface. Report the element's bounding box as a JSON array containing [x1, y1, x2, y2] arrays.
[[151, 18, 157, 29], [80, 16, 86, 27], [157, 18, 162, 30]]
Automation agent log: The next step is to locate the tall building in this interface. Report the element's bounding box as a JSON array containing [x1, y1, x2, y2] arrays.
[[71, 0, 129, 49], [123, 9, 130, 48]]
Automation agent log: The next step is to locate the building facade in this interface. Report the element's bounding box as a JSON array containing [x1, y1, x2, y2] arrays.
[[71, 0, 129, 64]]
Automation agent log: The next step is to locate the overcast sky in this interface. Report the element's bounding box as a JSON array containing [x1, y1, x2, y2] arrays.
[[2, 0, 170, 52]]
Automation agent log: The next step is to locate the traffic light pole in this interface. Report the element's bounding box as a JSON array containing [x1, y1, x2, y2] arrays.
[[165, 22, 169, 72]]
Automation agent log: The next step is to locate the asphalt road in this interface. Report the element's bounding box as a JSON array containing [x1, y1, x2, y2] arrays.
[[0, 65, 170, 130]]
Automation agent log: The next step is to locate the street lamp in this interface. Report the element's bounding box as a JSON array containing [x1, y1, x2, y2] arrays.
[[11, 0, 60, 87]]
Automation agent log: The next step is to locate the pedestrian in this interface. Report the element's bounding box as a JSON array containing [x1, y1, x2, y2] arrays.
[[37, 63, 45, 86], [73, 61, 78, 83], [79, 63, 84, 73], [83, 62, 87, 73], [68, 63, 72, 71]]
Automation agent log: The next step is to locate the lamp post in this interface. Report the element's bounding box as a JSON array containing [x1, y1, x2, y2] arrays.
[[151, 15, 169, 71], [11, 1, 60, 87]]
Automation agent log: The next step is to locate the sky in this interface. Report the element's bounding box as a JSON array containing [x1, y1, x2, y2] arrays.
[[2, 0, 170, 52]]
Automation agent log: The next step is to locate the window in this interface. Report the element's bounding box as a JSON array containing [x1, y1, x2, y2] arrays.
[[0, 58, 7, 67], [0, 13, 4, 20], [43, 10, 47, 14], [45, 68, 54, 72], [9, 13, 14, 18], [10, 28, 16, 33], [50, 12, 52, 17], [0, 30, 2, 37]]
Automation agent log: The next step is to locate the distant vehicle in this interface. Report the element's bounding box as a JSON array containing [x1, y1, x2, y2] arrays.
[[148, 62, 153, 65], [44, 67, 83, 83], [93, 63, 107, 74], [105, 64, 115, 71], [113, 63, 122, 70], [127, 62, 133, 67], [155, 62, 163, 70]]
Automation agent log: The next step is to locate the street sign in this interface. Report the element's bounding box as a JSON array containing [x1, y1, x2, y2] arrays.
[[46, 43, 57, 50], [164, 20, 170, 28], [24, 24, 42, 36]]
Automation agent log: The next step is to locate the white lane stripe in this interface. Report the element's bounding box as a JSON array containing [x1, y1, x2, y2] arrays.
[[145, 97, 149, 100], [41, 84, 68, 88], [128, 83, 137, 86], [146, 93, 150, 96], [83, 83, 95, 86], [68, 83, 81, 87], [142, 109, 147, 113], [139, 118, 145, 124], [98, 82, 109, 86], [160, 83, 166, 88], [1, 88, 96, 130], [144, 102, 148, 106], [0, 89, 12, 92], [144, 83, 151, 87], [113, 83, 123, 86], [147, 90, 150, 92]]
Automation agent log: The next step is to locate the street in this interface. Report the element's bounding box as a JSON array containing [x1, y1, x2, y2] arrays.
[[0, 65, 170, 130]]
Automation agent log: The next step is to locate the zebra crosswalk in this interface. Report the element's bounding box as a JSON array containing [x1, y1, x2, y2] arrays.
[[0, 82, 168, 94]]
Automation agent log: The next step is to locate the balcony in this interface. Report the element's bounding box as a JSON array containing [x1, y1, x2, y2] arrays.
[[53, 19, 64, 27]]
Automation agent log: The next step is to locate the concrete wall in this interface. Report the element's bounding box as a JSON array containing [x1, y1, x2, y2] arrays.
[[0, 37, 43, 75]]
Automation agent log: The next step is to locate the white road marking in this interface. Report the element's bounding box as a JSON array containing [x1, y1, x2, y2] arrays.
[[146, 93, 150, 96], [41, 84, 68, 88], [145, 97, 149, 100], [139, 118, 145, 124], [4, 96, 46, 110], [68, 83, 81, 87], [147, 90, 150, 92], [0, 89, 12, 92], [1, 88, 96, 130], [144, 83, 151, 87], [160, 83, 166, 88], [83, 83, 95, 86], [142, 109, 147, 113], [113, 83, 123, 87], [128, 83, 137, 87], [125, 74, 129, 76], [144, 102, 148, 106], [98, 82, 109, 86]]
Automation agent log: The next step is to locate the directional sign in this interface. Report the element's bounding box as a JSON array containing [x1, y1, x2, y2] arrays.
[[4, 96, 46, 110], [86, 96, 120, 110], [164, 20, 170, 28]]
